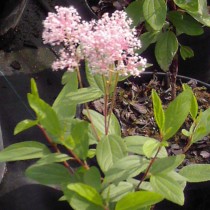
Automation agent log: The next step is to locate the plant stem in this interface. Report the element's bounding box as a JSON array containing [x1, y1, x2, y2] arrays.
[[170, 53, 178, 100], [136, 146, 162, 190], [37, 125, 74, 174]]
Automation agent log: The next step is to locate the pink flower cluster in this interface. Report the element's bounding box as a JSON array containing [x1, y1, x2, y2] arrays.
[[42, 6, 147, 76]]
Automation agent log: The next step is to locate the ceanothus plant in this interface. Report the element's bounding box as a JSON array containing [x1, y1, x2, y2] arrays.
[[0, 6, 210, 210]]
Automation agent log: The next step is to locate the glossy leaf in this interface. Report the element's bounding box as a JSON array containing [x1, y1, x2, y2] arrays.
[[174, 0, 199, 12], [152, 89, 165, 133], [168, 11, 203, 36], [68, 183, 104, 207], [83, 109, 121, 137], [125, 0, 144, 26], [155, 31, 178, 71], [163, 89, 192, 140], [137, 31, 159, 54], [115, 191, 163, 210], [150, 155, 185, 175], [0, 141, 50, 162], [96, 135, 127, 172], [180, 46, 194, 60], [26, 163, 71, 185], [30, 78, 39, 97], [104, 155, 149, 184], [179, 164, 210, 182], [143, 0, 167, 30], [150, 173, 184, 205], [14, 119, 38, 135]]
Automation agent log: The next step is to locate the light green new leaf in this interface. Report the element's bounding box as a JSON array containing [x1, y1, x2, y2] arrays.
[[143, 138, 168, 158], [96, 135, 127, 172], [125, 0, 145, 26], [27, 93, 61, 137], [163, 89, 192, 141], [174, 0, 199, 12], [26, 163, 71, 185], [0, 141, 50, 162], [180, 46, 194, 60], [104, 155, 149, 184], [155, 31, 178, 71], [83, 166, 101, 192], [14, 119, 38, 135], [137, 31, 160, 55], [152, 89, 165, 133], [36, 153, 71, 165], [150, 154, 185, 175], [102, 182, 134, 202], [68, 183, 104, 207], [143, 0, 167, 30], [30, 78, 39, 97], [168, 11, 203, 36], [179, 164, 210, 182], [115, 191, 163, 210], [150, 174, 184, 205], [83, 109, 121, 137], [191, 108, 210, 143], [53, 71, 78, 120]]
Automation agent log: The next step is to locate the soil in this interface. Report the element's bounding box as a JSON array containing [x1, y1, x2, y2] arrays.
[[90, 73, 210, 166]]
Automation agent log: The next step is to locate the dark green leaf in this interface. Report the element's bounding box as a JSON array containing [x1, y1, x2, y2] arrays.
[[68, 183, 104, 207], [163, 89, 192, 140], [168, 11, 203, 36], [0, 141, 50, 162], [174, 0, 199, 12], [26, 163, 71, 185], [115, 191, 163, 210], [155, 31, 178, 71], [180, 45, 194, 60], [179, 164, 210, 182], [143, 0, 167, 30], [96, 135, 127, 172], [150, 173, 184, 205], [14, 119, 38, 135]]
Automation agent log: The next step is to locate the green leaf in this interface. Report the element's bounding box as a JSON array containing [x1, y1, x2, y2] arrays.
[[104, 155, 149, 184], [179, 164, 210, 182], [66, 87, 102, 104], [14, 119, 38, 135], [96, 135, 127, 172], [180, 45, 194, 60], [125, 0, 145, 26], [30, 78, 39, 97], [70, 120, 89, 160], [143, 0, 167, 30], [191, 108, 210, 143], [137, 31, 160, 54], [28, 93, 61, 137], [174, 0, 199, 12], [152, 89, 165, 133], [0, 141, 50, 162], [25, 163, 71, 185], [163, 89, 192, 140], [182, 83, 198, 120], [83, 109, 121, 137], [155, 31, 178, 71], [150, 173, 184, 205], [36, 153, 71, 165], [53, 71, 78, 120], [102, 182, 134, 202], [83, 166, 101, 192], [68, 183, 104, 207], [150, 155, 185, 175], [115, 191, 163, 210], [168, 11, 203, 36], [143, 138, 167, 158]]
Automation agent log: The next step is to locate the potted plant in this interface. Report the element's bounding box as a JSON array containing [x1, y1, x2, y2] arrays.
[[0, 5, 210, 210]]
